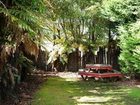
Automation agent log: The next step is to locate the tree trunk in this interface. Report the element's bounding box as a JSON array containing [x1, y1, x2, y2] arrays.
[[36, 47, 47, 70], [68, 49, 79, 71]]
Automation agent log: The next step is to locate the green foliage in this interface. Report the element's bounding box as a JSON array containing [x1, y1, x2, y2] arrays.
[[0, 28, 13, 44], [119, 22, 140, 74], [17, 52, 34, 71], [101, 0, 140, 22], [102, 0, 140, 76], [43, 0, 110, 65], [0, 0, 47, 36]]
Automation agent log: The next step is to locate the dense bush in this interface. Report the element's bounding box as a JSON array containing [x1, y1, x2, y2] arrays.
[[119, 22, 140, 75], [101, 0, 140, 77]]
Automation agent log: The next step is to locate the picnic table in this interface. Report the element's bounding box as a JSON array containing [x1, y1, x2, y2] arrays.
[[78, 64, 123, 81], [86, 64, 112, 70]]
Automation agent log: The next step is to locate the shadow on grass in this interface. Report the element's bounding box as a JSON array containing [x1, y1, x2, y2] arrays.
[[32, 76, 140, 105]]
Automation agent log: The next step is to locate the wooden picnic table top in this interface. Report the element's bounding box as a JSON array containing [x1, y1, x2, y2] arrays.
[[85, 64, 112, 70]]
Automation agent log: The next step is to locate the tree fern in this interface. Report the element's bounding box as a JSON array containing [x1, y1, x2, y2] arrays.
[[0, 0, 50, 37]]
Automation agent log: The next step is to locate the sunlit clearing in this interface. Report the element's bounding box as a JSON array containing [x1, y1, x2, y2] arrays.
[[58, 72, 81, 81], [77, 104, 100, 105], [73, 96, 112, 103], [94, 87, 100, 90], [104, 88, 131, 94], [136, 85, 140, 88], [88, 90, 100, 94], [65, 78, 80, 81]]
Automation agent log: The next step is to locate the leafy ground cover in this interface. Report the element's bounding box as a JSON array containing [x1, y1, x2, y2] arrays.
[[31, 73, 140, 105]]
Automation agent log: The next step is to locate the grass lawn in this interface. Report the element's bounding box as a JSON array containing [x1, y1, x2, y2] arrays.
[[31, 77, 140, 105]]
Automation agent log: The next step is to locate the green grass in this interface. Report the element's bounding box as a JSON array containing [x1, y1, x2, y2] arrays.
[[31, 77, 140, 105]]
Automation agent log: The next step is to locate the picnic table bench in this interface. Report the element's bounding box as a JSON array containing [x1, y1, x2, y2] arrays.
[[78, 64, 123, 81]]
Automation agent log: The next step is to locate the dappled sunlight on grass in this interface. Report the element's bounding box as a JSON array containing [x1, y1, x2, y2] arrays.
[[72, 84, 131, 105], [32, 76, 140, 105], [65, 78, 80, 81], [73, 96, 112, 103], [88, 90, 100, 94], [104, 88, 131, 95], [77, 103, 101, 105]]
